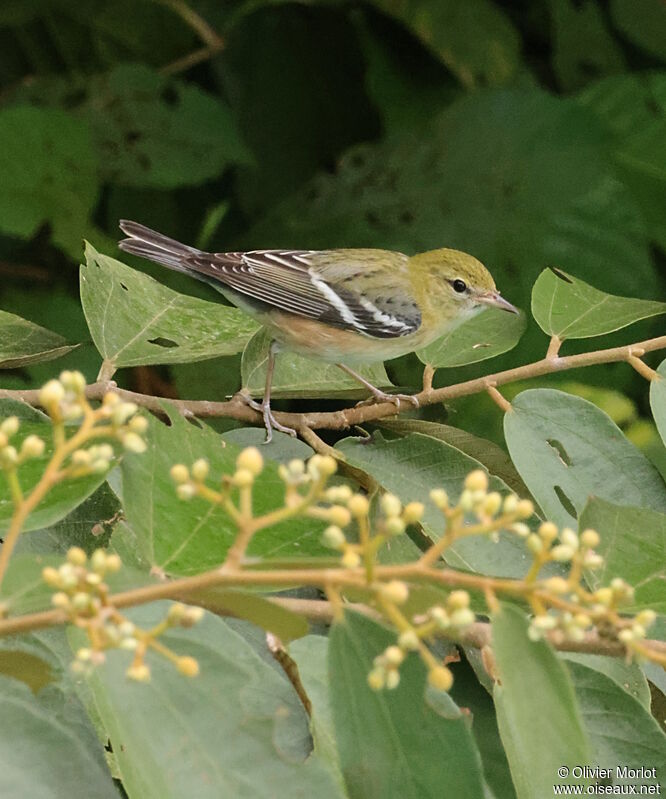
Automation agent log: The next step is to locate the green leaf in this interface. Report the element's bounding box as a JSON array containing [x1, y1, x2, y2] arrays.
[[503, 389, 666, 529], [376, 418, 532, 498], [492, 604, 590, 798], [241, 328, 393, 399], [80, 243, 259, 368], [0, 310, 77, 368], [416, 307, 526, 368], [0, 650, 54, 694], [0, 553, 57, 615], [328, 611, 485, 799], [81, 64, 250, 188], [0, 106, 98, 255], [567, 660, 666, 784], [0, 675, 117, 798], [578, 498, 666, 612], [336, 432, 535, 578], [222, 427, 314, 463], [610, 0, 666, 62], [531, 267, 666, 340], [369, 0, 521, 89], [562, 653, 651, 710], [80, 605, 343, 799], [651, 359, 666, 448], [120, 410, 327, 576]]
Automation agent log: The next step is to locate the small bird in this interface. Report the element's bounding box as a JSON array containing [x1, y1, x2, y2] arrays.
[[118, 221, 518, 441]]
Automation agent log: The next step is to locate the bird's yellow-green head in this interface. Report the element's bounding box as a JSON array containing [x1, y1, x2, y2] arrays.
[[408, 248, 517, 330]]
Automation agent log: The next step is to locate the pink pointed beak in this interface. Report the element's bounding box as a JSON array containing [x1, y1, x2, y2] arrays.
[[476, 291, 519, 315]]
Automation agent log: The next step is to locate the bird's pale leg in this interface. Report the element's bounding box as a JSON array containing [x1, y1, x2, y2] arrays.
[[336, 363, 419, 410], [243, 341, 297, 443]]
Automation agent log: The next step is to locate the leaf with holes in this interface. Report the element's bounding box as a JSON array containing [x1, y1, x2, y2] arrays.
[[0, 310, 77, 368], [531, 268, 666, 340], [578, 498, 666, 612], [504, 389, 666, 528], [651, 358, 666, 447], [80, 244, 259, 368], [241, 328, 393, 399], [416, 307, 526, 368]]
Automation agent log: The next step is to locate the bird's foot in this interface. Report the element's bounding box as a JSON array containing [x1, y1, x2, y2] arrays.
[[355, 389, 420, 411], [238, 392, 297, 443]]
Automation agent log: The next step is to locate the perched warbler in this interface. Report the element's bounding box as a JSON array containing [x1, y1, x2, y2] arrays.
[[118, 221, 517, 441]]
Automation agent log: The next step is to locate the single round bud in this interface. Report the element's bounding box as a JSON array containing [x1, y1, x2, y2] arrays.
[[429, 488, 449, 509], [112, 402, 139, 426], [383, 645, 404, 667], [129, 415, 148, 434], [327, 505, 352, 528], [385, 669, 401, 690], [76, 647, 92, 662], [618, 628, 634, 644], [0, 416, 19, 437], [314, 454, 337, 477], [287, 459, 305, 477], [236, 447, 264, 476], [574, 613, 591, 629], [20, 435, 45, 459], [402, 502, 424, 524], [428, 666, 453, 692], [0, 446, 18, 467], [511, 522, 530, 538], [341, 549, 361, 569], [347, 494, 369, 517], [532, 614, 557, 631], [447, 590, 470, 610], [593, 587, 613, 606], [398, 630, 420, 651], [102, 392, 120, 407], [583, 551, 604, 569], [380, 580, 409, 605], [635, 609, 656, 629], [58, 563, 78, 589], [67, 546, 87, 566], [580, 528, 600, 549], [191, 458, 209, 482], [119, 621, 135, 637], [325, 485, 352, 503], [449, 608, 475, 628], [429, 606, 450, 629], [71, 592, 91, 612], [105, 553, 122, 573], [550, 544, 575, 562], [40, 380, 66, 409], [544, 576, 569, 594], [458, 489, 474, 512], [90, 549, 107, 574], [538, 522, 558, 543], [42, 566, 61, 587], [122, 432, 147, 454], [170, 464, 190, 484], [482, 492, 502, 517], [631, 623, 646, 639], [120, 637, 138, 651], [126, 663, 151, 682], [516, 499, 534, 519], [322, 525, 346, 550], [367, 667, 385, 691], [380, 493, 402, 518], [503, 494, 518, 514], [177, 484, 196, 500], [51, 592, 70, 609], [60, 370, 86, 393], [72, 449, 91, 466], [233, 468, 255, 487], [384, 517, 406, 537], [526, 534, 543, 555], [85, 573, 102, 586], [464, 469, 488, 493], [176, 656, 200, 677], [560, 528, 579, 550], [167, 604, 187, 624]]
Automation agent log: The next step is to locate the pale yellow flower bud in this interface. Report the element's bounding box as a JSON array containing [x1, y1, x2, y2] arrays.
[[550, 544, 575, 562], [236, 447, 264, 476], [447, 590, 470, 610], [105, 553, 122, 573], [428, 666, 453, 692], [580, 528, 600, 549], [385, 517, 406, 536], [429, 488, 448, 509], [560, 528, 579, 549], [538, 521, 558, 543], [385, 669, 401, 690], [511, 522, 530, 538], [129, 415, 148, 434], [42, 566, 61, 587], [233, 468, 254, 487], [176, 656, 200, 677], [341, 549, 361, 569], [398, 630, 420, 651], [170, 464, 190, 484], [544, 577, 570, 594], [464, 469, 488, 493], [516, 499, 534, 519], [459, 489, 474, 512], [347, 494, 369, 517], [526, 534, 543, 554], [503, 494, 518, 514], [191, 458, 209, 482], [122, 432, 147, 454], [322, 525, 346, 550], [177, 483, 196, 500], [0, 417, 19, 437], [60, 370, 86, 393], [19, 435, 44, 459], [327, 505, 352, 527], [635, 609, 656, 629], [384, 645, 404, 667], [380, 493, 402, 518], [450, 608, 475, 628], [402, 501, 424, 524], [367, 668, 385, 691], [126, 663, 151, 682], [40, 380, 65, 409], [380, 580, 409, 605], [482, 492, 502, 516], [67, 546, 87, 566]]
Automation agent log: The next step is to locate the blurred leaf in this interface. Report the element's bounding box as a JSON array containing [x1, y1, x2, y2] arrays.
[[376, 418, 531, 498], [610, 0, 666, 62], [416, 306, 526, 367], [567, 660, 666, 783], [328, 610, 485, 799], [241, 328, 393, 399], [549, 0, 625, 91], [0, 309, 77, 368], [369, 0, 521, 88], [531, 267, 666, 339], [120, 410, 327, 576], [504, 389, 666, 528], [222, 427, 314, 462], [492, 604, 590, 799], [80, 604, 343, 799], [0, 650, 54, 694], [0, 106, 98, 255], [81, 64, 250, 188], [337, 432, 536, 578], [578, 498, 666, 611], [562, 652, 651, 710], [0, 675, 117, 798], [80, 243, 258, 368], [0, 553, 57, 615], [651, 358, 666, 446]]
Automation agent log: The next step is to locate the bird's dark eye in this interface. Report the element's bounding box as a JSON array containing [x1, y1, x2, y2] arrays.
[[452, 279, 467, 293]]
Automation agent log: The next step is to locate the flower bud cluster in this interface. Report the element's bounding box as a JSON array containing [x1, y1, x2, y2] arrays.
[[40, 371, 86, 421], [98, 392, 148, 454], [367, 644, 405, 691], [0, 416, 46, 470], [526, 522, 604, 582], [171, 446, 266, 500]]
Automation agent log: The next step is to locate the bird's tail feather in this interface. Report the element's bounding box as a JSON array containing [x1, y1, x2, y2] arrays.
[[118, 220, 204, 272]]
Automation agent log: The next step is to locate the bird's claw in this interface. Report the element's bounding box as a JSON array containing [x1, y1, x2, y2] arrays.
[[355, 391, 420, 410], [237, 392, 297, 443]]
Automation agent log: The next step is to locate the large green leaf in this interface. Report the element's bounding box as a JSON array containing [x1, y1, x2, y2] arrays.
[[336, 432, 536, 578], [492, 604, 590, 798], [503, 389, 666, 528], [0, 310, 77, 368], [416, 307, 526, 368], [328, 611, 485, 799], [0, 106, 98, 255], [610, 0, 666, 62], [651, 358, 666, 447], [563, 653, 651, 710], [80, 604, 343, 799], [578, 498, 666, 611], [81, 64, 250, 188], [567, 660, 666, 785], [241, 328, 393, 399], [120, 410, 327, 576], [369, 0, 521, 88], [80, 244, 259, 369], [531, 267, 666, 339], [0, 675, 117, 798]]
